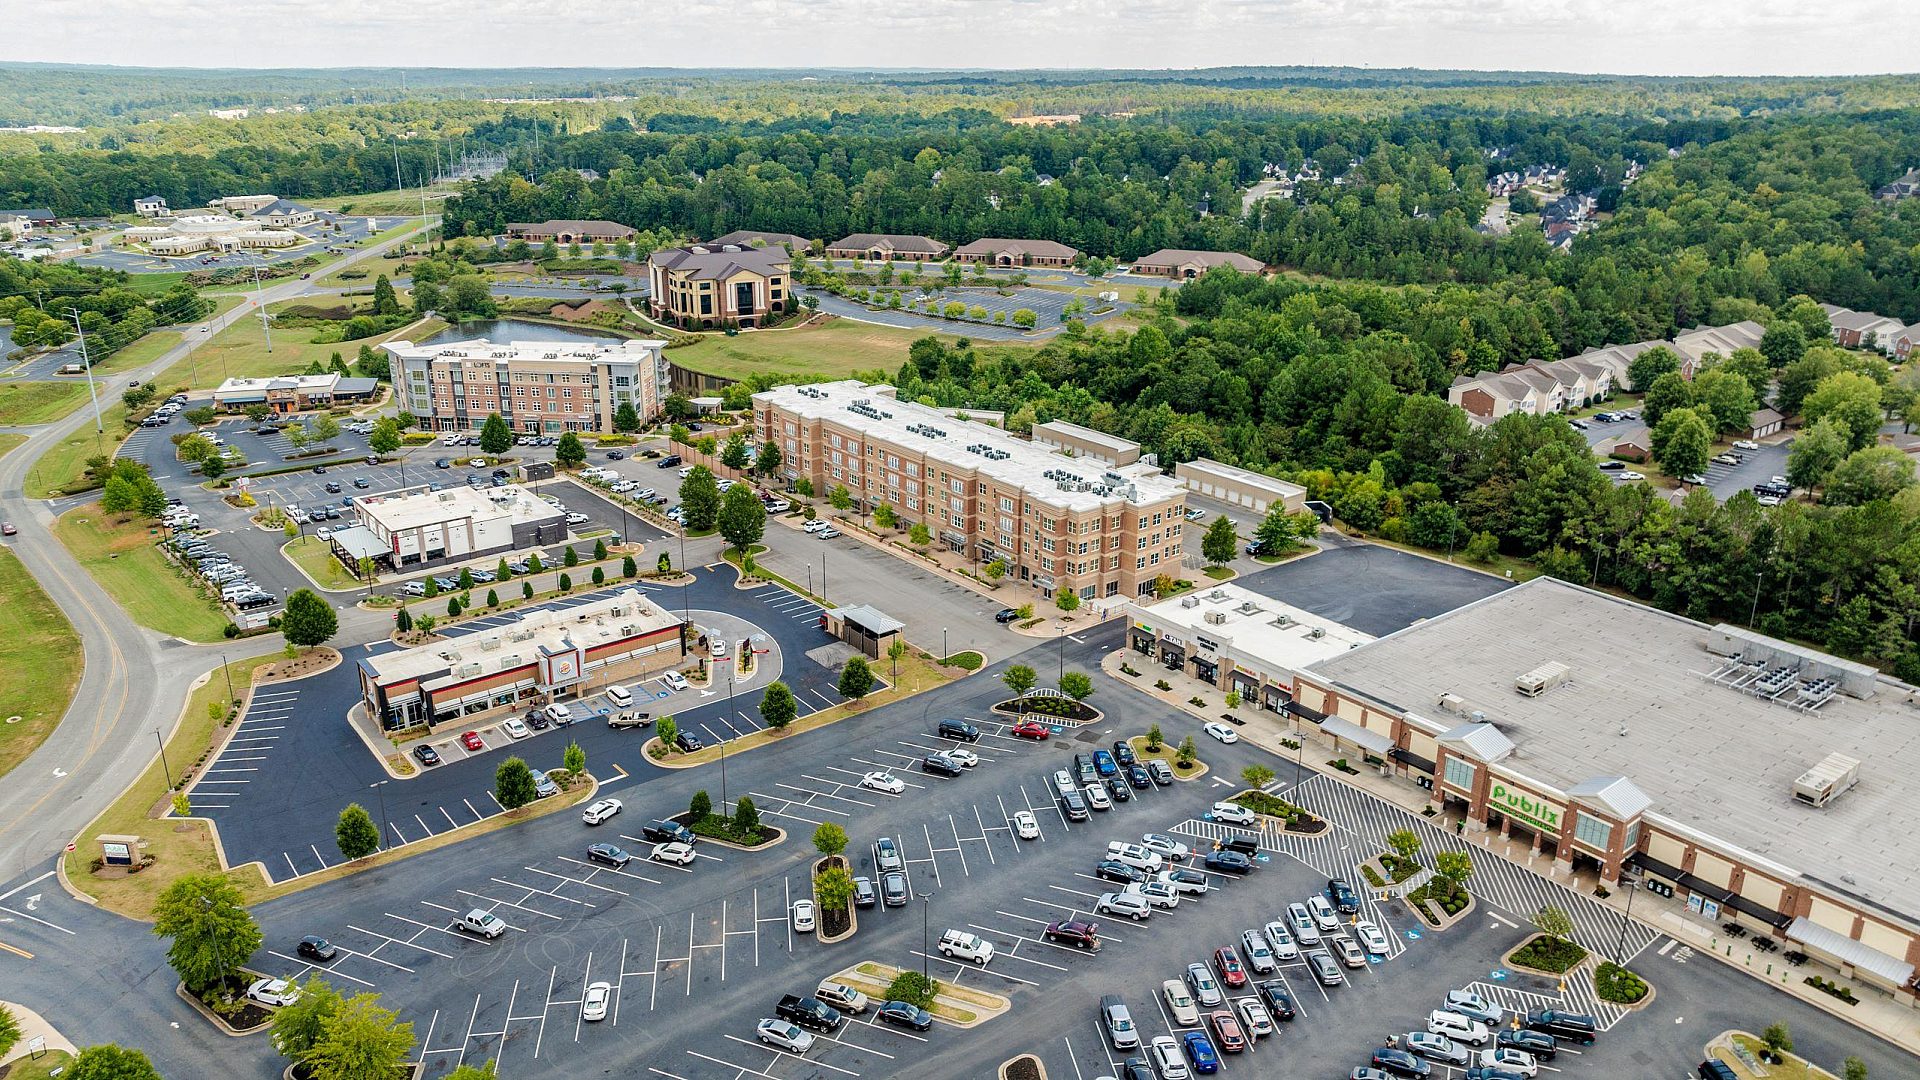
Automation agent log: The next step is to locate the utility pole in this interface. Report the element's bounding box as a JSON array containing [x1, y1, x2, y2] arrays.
[[155, 730, 174, 792], [371, 779, 391, 851], [67, 309, 104, 438], [250, 262, 272, 353]]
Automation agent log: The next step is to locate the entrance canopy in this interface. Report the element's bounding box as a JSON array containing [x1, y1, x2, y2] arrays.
[[1786, 917, 1915, 988], [1319, 716, 1393, 755]]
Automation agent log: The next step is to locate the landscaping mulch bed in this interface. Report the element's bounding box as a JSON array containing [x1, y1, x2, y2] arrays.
[[992, 698, 1099, 723], [1001, 1055, 1045, 1080]]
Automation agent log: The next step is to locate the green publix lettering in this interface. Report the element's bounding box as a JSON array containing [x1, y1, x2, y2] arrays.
[[1490, 782, 1560, 829]]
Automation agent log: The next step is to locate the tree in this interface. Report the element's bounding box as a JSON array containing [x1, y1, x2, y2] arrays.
[[1650, 406, 1713, 479], [663, 393, 696, 421], [563, 545, 579, 567], [1059, 670, 1094, 701], [200, 453, 226, 482], [564, 741, 586, 774], [1387, 828, 1422, 865], [0, 1003, 20, 1059], [1175, 735, 1198, 768], [282, 588, 338, 648], [1407, 500, 1461, 550], [66, 1045, 165, 1080], [445, 1065, 500, 1080], [679, 466, 721, 532], [371, 274, 401, 315], [887, 970, 939, 1009], [718, 482, 767, 553], [829, 484, 853, 514], [591, 566, 605, 585], [411, 280, 442, 317], [1054, 586, 1080, 612], [368, 417, 401, 457], [395, 607, 413, 633], [873, 503, 897, 529], [1626, 345, 1682, 392], [495, 756, 537, 810], [479, 413, 512, 455], [815, 864, 856, 911], [1802, 371, 1883, 451], [557, 572, 571, 590], [984, 557, 1009, 583], [269, 976, 343, 1065], [554, 431, 587, 469], [838, 656, 875, 700], [152, 873, 261, 994], [310, 414, 341, 445], [245, 403, 272, 423], [457, 567, 474, 591], [1761, 1022, 1794, 1056], [486, 588, 498, 607], [1146, 724, 1163, 750], [624, 555, 638, 577], [1533, 904, 1575, 942], [812, 821, 849, 857], [732, 796, 760, 837], [1254, 504, 1296, 553], [756, 441, 783, 477], [613, 400, 641, 434], [1242, 764, 1276, 790], [1690, 368, 1757, 434], [1002, 663, 1037, 705], [447, 596, 462, 617], [1641, 371, 1694, 429], [1822, 447, 1917, 506], [335, 803, 380, 859], [1201, 515, 1238, 565], [1760, 322, 1809, 370], [305, 992, 416, 1080], [689, 789, 711, 821], [177, 433, 215, 463], [721, 434, 751, 471], [184, 405, 217, 427], [101, 474, 138, 515], [908, 522, 932, 546], [1843, 1056, 1869, 1080], [760, 680, 798, 730], [1788, 417, 1848, 490]]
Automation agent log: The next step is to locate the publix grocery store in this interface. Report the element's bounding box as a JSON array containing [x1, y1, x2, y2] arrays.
[[1278, 578, 1920, 1002]]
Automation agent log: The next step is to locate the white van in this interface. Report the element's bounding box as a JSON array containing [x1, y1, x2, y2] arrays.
[[605, 685, 633, 708]]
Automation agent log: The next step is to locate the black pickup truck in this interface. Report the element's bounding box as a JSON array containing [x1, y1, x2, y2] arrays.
[[775, 994, 844, 1032]]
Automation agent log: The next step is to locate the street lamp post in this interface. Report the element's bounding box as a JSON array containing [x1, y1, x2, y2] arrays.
[[155, 730, 174, 792], [370, 779, 391, 851], [220, 654, 235, 702], [919, 891, 932, 980], [1613, 875, 1639, 963], [942, 628, 948, 666], [1750, 571, 1764, 627], [722, 675, 734, 805], [1057, 621, 1068, 682]]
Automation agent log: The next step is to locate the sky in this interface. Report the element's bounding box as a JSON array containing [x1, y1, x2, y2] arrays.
[[17, 0, 1919, 77]]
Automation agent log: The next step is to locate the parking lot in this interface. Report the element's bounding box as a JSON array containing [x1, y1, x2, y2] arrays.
[[1236, 540, 1514, 638], [71, 213, 387, 274]]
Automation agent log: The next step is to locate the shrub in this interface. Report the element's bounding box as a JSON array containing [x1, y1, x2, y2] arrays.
[[1594, 962, 1649, 1004], [886, 970, 938, 1010], [1509, 934, 1588, 973]]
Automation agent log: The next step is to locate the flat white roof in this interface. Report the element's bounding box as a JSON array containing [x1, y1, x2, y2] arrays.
[[1033, 418, 1140, 456], [362, 588, 680, 686], [1129, 582, 1373, 672], [384, 337, 665, 364], [757, 380, 1184, 513], [1177, 457, 1307, 498], [355, 484, 561, 531], [214, 373, 338, 394]]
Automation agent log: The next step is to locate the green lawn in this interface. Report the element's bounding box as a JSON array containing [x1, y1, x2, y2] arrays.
[[24, 412, 126, 498], [670, 318, 1025, 382], [0, 432, 24, 460], [308, 187, 459, 216], [194, 301, 431, 387], [52, 503, 230, 641], [0, 1050, 76, 1079], [0, 380, 90, 427], [90, 327, 184, 375], [0, 548, 84, 781], [283, 535, 361, 590]]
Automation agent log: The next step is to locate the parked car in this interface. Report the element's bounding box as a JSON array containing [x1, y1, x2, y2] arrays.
[[1101, 993, 1140, 1051], [1112, 741, 1137, 766], [1125, 763, 1153, 789], [1148, 760, 1176, 785], [582, 981, 612, 1021], [1239, 930, 1277, 973], [1010, 719, 1050, 739], [1142, 833, 1190, 860], [1523, 1010, 1597, 1045], [995, 607, 1021, 623], [1474, 1048, 1538, 1077], [1406, 1032, 1470, 1066], [755, 1019, 813, 1053], [1095, 891, 1152, 921], [651, 841, 697, 866], [1156, 868, 1210, 896], [1327, 877, 1361, 913], [937, 929, 995, 964], [1044, 920, 1100, 951], [881, 871, 908, 907], [1210, 801, 1258, 826], [246, 978, 301, 1007], [861, 770, 905, 794], [791, 899, 816, 933], [1161, 979, 1200, 1026], [1203, 851, 1253, 874], [586, 842, 631, 868], [1184, 963, 1224, 1007], [1234, 997, 1273, 1040], [875, 1000, 932, 1031], [1305, 949, 1344, 986], [1212, 946, 1247, 988], [1148, 1035, 1190, 1080], [1496, 1029, 1557, 1060], [459, 731, 484, 751], [1092, 749, 1118, 776], [1096, 859, 1146, 884], [1202, 722, 1239, 744], [1180, 1030, 1219, 1074], [1371, 1047, 1432, 1078], [852, 876, 877, 908], [1255, 980, 1296, 1020], [581, 798, 622, 825], [1356, 920, 1391, 956], [411, 744, 441, 767], [502, 718, 531, 740], [1445, 989, 1504, 1026], [1207, 1010, 1245, 1053]]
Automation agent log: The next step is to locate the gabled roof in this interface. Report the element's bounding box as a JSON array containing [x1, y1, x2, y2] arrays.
[[1566, 775, 1652, 820], [1437, 722, 1514, 764], [1132, 248, 1265, 272], [827, 233, 949, 255], [648, 243, 789, 280], [706, 230, 811, 252], [951, 237, 1080, 260], [247, 198, 314, 217], [507, 219, 636, 239]]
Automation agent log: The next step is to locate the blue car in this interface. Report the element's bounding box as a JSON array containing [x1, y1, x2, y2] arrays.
[[1181, 1031, 1219, 1074], [1092, 749, 1118, 777]]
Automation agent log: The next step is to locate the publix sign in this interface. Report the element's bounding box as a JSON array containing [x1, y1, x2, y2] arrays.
[[1489, 782, 1562, 833]]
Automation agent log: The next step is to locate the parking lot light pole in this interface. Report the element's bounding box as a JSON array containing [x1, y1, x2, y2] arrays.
[[1613, 875, 1638, 963], [942, 628, 948, 665], [154, 730, 174, 792], [919, 891, 931, 980], [370, 779, 391, 851], [722, 675, 734, 805]]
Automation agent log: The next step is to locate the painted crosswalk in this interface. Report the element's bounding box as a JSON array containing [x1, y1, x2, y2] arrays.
[[1275, 775, 1661, 963], [1464, 964, 1627, 1031]]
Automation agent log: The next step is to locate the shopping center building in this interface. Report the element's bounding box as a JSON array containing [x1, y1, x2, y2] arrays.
[[1277, 576, 1919, 999], [1124, 582, 1372, 712], [358, 588, 684, 731]]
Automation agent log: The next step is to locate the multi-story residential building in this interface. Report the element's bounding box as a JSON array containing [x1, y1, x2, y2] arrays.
[[1446, 355, 1615, 424], [383, 337, 668, 434], [1670, 320, 1765, 376], [1820, 304, 1910, 351], [951, 237, 1080, 268], [645, 243, 791, 329], [754, 381, 1187, 600], [824, 233, 950, 262]]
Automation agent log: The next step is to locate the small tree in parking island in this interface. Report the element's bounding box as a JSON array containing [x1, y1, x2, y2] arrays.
[[1387, 829, 1423, 867], [680, 466, 721, 532], [657, 716, 680, 752], [335, 802, 380, 860], [815, 865, 855, 912], [719, 482, 767, 554], [152, 874, 262, 996], [305, 991, 416, 1080], [838, 656, 875, 700], [1002, 663, 1037, 706], [395, 607, 413, 633], [1054, 586, 1080, 612], [269, 976, 343, 1067], [1175, 735, 1197, 768], [760, 680, 798, 730], [564, 741, 586, 775], [556, 431, 587, 469], [732, 796, 760, 837], [67, 1044, 165, 1080], [479, 413, 512, 455], [690, 789, 712, 822], [886, 970, 939, 1009], [1241, 764, 1276, 790], [1534, 904, 1575, 943], [0, 1003, 21, 1059], [1059, 670, 1094, 702], [813, 822, 849, 858], [1434, 850, 1475, 901], [1146, 723, 1163, 751], [495, 757, 537, 810]]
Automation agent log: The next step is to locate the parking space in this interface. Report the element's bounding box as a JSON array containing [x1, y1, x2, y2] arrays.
[[187, 686, 302, 810]]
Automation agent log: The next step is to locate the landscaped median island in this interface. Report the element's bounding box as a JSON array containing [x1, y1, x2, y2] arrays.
[[1705, 1028, 1866, 1080], [1228, 784, 1327, 834], [0, 548, 85, 781], [830, 962, 1011, 1028], [1127, 728, 1206, 780], [1506, 907, 1589, 972]]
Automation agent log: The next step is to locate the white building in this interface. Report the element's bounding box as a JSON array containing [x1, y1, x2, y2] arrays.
[[1124, 582, 1372, 710], [349, 484, 567, 569], [134, 195, 169, 218]]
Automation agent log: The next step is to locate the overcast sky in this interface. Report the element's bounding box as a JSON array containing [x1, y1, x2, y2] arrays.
[[17, 0, 1918, 77]]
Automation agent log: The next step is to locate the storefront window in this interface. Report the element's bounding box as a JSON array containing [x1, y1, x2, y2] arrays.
[[1574, 812, 1612, 850], [1443, 756, 1476, 792], [1622, 820, 1641, 854]]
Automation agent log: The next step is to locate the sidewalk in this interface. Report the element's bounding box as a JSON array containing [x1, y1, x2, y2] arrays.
[[0, 1000, 76, 1066], [1096, 646, 1920, 1056]]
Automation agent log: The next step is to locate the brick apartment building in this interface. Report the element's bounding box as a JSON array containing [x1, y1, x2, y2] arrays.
[[754, 381, 1187, 600], [384, 337, 668, 434]]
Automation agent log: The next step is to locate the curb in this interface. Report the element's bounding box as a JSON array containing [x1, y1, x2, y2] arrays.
[[173, 981, 270, 1038]]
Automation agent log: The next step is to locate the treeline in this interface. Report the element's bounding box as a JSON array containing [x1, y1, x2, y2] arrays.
[[0, 258, 205, 356]]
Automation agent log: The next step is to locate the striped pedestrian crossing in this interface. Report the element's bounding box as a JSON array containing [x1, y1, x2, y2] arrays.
[[1280, 774, 1661, 963]]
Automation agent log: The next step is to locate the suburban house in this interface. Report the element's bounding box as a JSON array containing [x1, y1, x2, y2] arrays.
[[243, 198, 318, 227], [825, 233, 950, 262], [0, 212, 36, 238], [504, 219, 636, 245], [646, 243, 791, 330], [1821, 304, 1910, 351], [705, 229, 813, 254], [1671, 321, 1766, 377], [133, 195, 170, 218], [1446, 356, 1614, 424], [1129, 249, 1265, 278], [951, 237, 1080, 268], [1874, 167, 1920, 201], [0, 209, 56, 234], [1893, 324, 1920, 361]]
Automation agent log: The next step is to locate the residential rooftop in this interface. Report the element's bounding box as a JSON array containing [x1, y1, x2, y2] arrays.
[[354, 484, 563, 532], [1306, 577, 1920, 925], [360, 588, 680, 688], [756, 380, 1185, 513], [648, 243, 790, 279], [383, 337, 666, 364]]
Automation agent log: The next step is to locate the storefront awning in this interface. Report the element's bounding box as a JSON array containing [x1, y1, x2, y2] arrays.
[[1282, 700, 1327, 722], [1319, 716, 1393, 755], [1787, 917, 1915, 987], [1628, 853, 1792, 930], [1389, 748, 1436, 774]]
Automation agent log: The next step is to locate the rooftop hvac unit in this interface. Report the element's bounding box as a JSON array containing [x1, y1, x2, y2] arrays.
[[1203, 611, 1228, 625], [1437, 692, 1466, 713], [1307, 627, 1325, 639], [620, 624, 636, 635], [1792, 753, 1861, 808], [1273, 613, 1292, 627], [500, 654, 522, 669], [456, 662, 483, 678], [480, 638, 501, 651], [1179, 596, 1201, 609], [1515, 661, 1571, 698], [1208, 590, 1227, 601]]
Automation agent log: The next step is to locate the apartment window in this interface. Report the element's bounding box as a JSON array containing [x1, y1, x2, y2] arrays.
[[1041, 538, 1056, 553], [1138, 515, 1149, 529], [1136, 556, 1147, 569], [1108, 556, 1120, 570], [906, 462, 919, 477], [887, 454, 900, 469], [1574, 813, 1612, 851], [1041, 557, 1054, 572], [907, 498, 919, 511], [1137, 536, 1148, 549], [999, 497, 1015, 512], [1442, 757, 1476, 792], [1149, 552, 1160, 565], [615, 376, 630, 387]]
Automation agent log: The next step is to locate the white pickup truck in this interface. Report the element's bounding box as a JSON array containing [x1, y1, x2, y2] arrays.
[[456, 909, 506, 938]]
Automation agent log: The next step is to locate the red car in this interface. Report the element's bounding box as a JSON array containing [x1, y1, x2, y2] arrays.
[[1207, 1010, 1246, 1053], [460, 731, 484, 751], [1010, 720, 1051, 740], [1213, 946, 1247, 988]]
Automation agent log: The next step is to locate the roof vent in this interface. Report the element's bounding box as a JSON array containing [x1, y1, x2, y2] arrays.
[[1792, 752, 1861, 808]]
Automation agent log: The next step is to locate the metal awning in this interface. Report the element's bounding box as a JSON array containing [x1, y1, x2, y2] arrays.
[[1282, 700, 1327, 722], [1389, 748, 1436, 774], [329, 525, 386, 562], [1319, 716, 1393, 755], [1786, 917, 1916, 987]]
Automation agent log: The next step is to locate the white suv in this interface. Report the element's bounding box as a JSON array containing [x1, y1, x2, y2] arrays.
[[1095, 891, 1152, 921], [1426, 1009, 1491, 1046], [1106, 841, 1165, 873], [937, 929, 995, 965], [1211, 801, 1258, 826]]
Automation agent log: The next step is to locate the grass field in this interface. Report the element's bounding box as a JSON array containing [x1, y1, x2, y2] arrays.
[[0, 380, 90, 427], [24, 413, 125, 498], [669, 318, 1021, 382], [53, 503, 230, 642], [91, 327, 184, 375], [283, 535, 360, 590], [0, 548, 85, 781], [0, 1050, 76, 1079], [307, 186, 459, 216], [0, 432, 24, 460], [193, 302, 433, 388]]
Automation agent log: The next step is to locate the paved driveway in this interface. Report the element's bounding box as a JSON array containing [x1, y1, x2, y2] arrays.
[[1237, 540, 1514, 637]]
